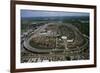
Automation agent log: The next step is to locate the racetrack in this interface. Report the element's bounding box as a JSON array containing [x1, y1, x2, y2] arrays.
[[23, 22, 89, 54]]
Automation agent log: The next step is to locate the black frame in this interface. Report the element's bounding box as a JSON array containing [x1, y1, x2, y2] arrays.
[[11, 0, 97, 73]]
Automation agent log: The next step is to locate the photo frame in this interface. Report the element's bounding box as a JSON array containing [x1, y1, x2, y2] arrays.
[[11, 0, 97, 72]]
